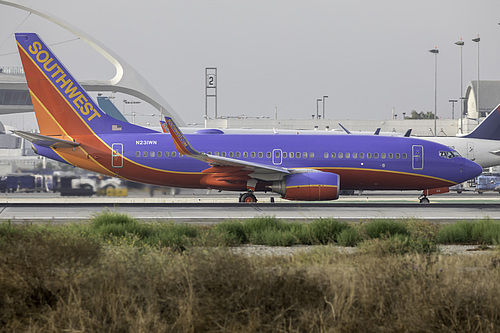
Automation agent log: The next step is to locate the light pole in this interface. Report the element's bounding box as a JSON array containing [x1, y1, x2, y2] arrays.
[[322, 96, 328, 119], [449, 99, 457, 119], [455, 39, 464, 133], [472, 35, 480, 118], [316, 98, 321, 119], [428, 47, 439, 136]]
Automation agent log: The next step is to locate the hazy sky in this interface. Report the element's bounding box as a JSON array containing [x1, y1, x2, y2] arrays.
[[1, 0, 500, 126]]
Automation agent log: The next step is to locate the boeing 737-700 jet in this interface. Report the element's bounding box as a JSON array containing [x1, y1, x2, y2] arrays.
[[12, 33, 482, 203]]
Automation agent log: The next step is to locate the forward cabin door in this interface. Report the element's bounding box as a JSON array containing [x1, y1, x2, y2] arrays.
[[412, 145, 423, 170], [467, 142, 475, 160], [111, 143, 123, 168]]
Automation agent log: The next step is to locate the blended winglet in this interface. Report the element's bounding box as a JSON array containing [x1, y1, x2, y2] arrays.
[[164, 117, 199, 156], [159, 120, 168, 133]]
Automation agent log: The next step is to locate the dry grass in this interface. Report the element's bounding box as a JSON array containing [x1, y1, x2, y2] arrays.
[[1, 225, 500, 332]]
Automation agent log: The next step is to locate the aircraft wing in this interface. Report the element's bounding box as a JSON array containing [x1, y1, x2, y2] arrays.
[[163, 117, 290, 177], [12, 130, 80, 149]]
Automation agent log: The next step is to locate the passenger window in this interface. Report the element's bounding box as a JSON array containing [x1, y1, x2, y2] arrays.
[[243, 152, 248, 158], [310, 152, 314, 158], [289, 152, 293, 159], [381, 153, 386, 159], [172, 152, 177, 157], [229, 152, 234, 157], [267, 152, 271, 158], [359, 152, 364, 159], [331, 152, 336, 158], [403, 153, 407, 159], [143, 151, 148, 157], [303, 152, 307, 158], [352, 152, 357, 159], [251, 152, 256, 158], [215, 152, 220, 156], [396, 153, 400, 159], [367, 153, 372, 159], [324, 152, 329, 158], [236, 152, 241, 158], [338, 152, 343, 158], [258, 152, 263, 158], [136, 151, 140, 157], [150, 151, 155, 157], [157, 151, 162, 157], [389, 153, 393, 159], [222, 152, 227, 157], [165, 152, 169, 157], [283, 152, 288, 158], [296, 152, 301, 158], [374, 153, 379, 159], [345, 152, 350, 158]]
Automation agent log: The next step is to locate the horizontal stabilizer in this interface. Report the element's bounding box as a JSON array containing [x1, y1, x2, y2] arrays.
[[12, 130, 80, 148]]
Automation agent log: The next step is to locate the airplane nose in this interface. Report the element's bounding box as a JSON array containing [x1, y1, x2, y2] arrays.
[[461, 159, 483, 182]]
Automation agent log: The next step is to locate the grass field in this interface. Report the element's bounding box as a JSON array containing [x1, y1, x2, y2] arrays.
[[1, 213, 500, 332]]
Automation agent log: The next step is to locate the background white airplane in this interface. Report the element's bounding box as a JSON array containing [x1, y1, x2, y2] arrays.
[[422, 104, 500, 169]]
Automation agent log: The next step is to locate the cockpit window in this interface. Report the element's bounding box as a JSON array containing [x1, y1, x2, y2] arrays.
[[439, 150, 461, 159]]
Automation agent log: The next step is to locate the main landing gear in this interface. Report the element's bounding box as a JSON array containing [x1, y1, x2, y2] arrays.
[[239, 192, 258, 203]]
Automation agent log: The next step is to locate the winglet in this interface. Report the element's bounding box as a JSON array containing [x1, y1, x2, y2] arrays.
[[159, 120, 168, 133], [164, 117, 199, 156]]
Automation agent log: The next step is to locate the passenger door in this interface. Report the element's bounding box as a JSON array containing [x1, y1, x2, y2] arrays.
[[111, 143, 123, 168], [412, 145, 423, 170], [467, 142, 475, 160]]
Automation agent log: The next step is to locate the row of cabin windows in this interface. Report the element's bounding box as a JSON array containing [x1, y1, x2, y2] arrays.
[[323, 152, 408, 159], [135, 150, 408, 160], [135, 151, 315, 159], [136, 151, 178, 158]]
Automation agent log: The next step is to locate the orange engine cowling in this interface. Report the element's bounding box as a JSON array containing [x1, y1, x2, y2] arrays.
[[271, 171, 340, 201]]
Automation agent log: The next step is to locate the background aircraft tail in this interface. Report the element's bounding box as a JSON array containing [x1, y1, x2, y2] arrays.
[[463, 103, 500, 140], [15, 33, 154, 138]]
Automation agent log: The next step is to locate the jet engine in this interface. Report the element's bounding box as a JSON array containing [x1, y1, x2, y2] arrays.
[[271, 171, 340, 201]]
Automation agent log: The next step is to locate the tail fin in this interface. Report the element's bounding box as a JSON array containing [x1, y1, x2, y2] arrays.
[[463, 103, 500, 140], [97, 96, 129, 122], [15, 33, 153, 138]]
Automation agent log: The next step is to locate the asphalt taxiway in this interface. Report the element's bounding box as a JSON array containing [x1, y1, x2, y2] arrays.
[[1, 191, 499, 223]]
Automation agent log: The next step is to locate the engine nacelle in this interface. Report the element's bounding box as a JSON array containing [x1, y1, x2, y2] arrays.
[[271, 171, 340, 201]]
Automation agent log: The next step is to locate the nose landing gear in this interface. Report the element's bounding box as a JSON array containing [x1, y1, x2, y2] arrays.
[[418, 195, 430, 204]]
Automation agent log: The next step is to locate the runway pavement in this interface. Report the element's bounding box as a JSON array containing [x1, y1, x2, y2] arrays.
[[1, 191, 499, 223]]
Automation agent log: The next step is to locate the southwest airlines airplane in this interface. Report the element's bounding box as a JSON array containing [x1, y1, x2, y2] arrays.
[[13, 33, 482, 203]]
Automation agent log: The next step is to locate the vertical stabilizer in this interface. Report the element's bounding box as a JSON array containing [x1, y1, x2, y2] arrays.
[[15, 33, 154, 137], [463, 103, 500, 140]]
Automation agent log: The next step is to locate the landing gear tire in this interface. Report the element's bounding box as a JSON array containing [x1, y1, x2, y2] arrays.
[[419, 197, 430, 204], [239, 192, 257, 203]]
